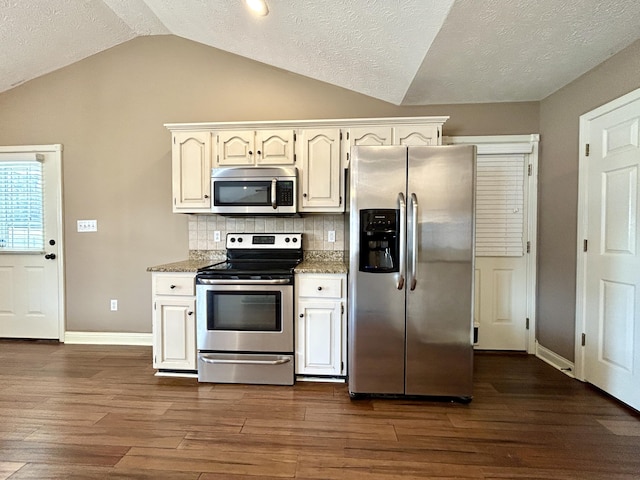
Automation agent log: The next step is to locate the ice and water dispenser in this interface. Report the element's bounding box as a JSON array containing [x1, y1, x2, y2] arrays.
[[359, 209, 400, 273]]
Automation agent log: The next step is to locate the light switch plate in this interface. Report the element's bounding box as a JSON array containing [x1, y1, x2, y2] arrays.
[[328, 230, 336, 242], [77, 220, 97, 232]]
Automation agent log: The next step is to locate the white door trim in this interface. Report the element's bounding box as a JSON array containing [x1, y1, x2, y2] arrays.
[[575, 87, 640, 381], [444, 134, 539, 353], [0, 144, 65, 341]]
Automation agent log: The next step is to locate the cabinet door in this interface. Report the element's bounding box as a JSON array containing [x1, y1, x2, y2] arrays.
[[345, 127, 393, 167], [172, 131, 212, 212], [216, 130, 255, 165], [296, 300, 342, 376], [395, 125, 440, 146], [153, 297, 196, 370], [256, 129, 295, 165], [299, 128, 342, 211]]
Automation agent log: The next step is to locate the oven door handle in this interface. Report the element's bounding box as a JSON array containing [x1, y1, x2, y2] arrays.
[[200, 356, 291, 366], [197, 278, 291, 285]]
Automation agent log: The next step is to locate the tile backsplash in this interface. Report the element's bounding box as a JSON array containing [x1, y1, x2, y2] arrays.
[[188, 214, 345, 252]]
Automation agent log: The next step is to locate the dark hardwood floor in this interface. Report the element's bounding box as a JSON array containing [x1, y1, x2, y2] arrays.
[[0, 340, 639, 479]]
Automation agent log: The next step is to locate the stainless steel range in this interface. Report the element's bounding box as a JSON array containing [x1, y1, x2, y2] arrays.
[[195, 233, 302, 385]]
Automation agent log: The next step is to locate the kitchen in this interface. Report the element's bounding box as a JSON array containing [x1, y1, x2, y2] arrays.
[[1, 1, 640, 477], [148, 117, 472, 390], [0, 22, 638, 394]]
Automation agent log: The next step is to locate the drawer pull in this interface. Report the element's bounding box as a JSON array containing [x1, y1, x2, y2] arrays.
[[170, 285, 176, 289], [317, 286, 322, 291]]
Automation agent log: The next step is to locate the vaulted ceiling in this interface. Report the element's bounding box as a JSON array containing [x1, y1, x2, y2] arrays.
[[3, 0, 640, 105]]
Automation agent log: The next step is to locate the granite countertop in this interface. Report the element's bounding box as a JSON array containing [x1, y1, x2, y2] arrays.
[[294, 260, 348, 274], [146, 259, 214, 272], [148, 250, 348, 274]]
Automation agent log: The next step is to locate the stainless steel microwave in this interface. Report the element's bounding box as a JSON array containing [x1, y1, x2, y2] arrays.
[[211, 166, 297, 215]]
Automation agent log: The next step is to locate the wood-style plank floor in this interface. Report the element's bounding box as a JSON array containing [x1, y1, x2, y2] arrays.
[[0, 340, 639, 479]]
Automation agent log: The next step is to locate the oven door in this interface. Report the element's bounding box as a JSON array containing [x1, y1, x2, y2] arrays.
[[196, 281, 293, 353]]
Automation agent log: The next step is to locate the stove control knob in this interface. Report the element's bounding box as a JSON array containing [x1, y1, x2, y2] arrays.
[[292, 237, 298, 243], [285, 237, 290, 243], [230, 237, 236, 243], [238, 237, 243, 243]]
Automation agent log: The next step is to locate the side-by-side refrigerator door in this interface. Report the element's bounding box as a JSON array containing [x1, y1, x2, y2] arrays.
[[405, 145, 475, 397], [349, 146, 407, 395]]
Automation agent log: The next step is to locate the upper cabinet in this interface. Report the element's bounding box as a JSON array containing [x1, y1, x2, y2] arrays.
[[343, 124, 441, 167], [215, 130, 295, 166], [343, 126, 393, 168], [171, 131, 212, 213], [298, 128, 343, 213], [166, 117, 447, 214], [395, 125, 440, 146]]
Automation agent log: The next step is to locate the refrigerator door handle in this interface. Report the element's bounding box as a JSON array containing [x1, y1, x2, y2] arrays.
[[397, 192, 406, 290], [409, 193, 418, 291]]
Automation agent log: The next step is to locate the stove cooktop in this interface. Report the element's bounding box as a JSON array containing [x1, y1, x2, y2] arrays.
[[196, 233, 303, 278]]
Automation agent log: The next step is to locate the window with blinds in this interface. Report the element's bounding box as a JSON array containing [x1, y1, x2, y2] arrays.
[[475, 154, 525, 257], [0, 160, 44, 251]]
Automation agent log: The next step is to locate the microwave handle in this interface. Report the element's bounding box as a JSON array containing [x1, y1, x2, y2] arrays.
[[271, 178, 277, 209]]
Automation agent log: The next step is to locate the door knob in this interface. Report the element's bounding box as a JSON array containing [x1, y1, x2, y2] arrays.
[[44, 253, 56, 260]]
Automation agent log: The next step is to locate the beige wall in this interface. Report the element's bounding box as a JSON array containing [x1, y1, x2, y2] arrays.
[[537, 39, 640, 361], [0, 35, 538, 334]]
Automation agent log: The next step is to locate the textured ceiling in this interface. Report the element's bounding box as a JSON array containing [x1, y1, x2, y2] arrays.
[[2, 0, 640, 105]]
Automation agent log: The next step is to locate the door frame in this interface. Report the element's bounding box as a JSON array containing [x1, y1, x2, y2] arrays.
[[575, 87, 640, 381], [444, 134, 539, 353], [0, 144, 65, 341]]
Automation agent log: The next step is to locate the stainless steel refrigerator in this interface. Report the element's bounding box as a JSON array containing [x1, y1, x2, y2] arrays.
[[348, 145, 476, 400]]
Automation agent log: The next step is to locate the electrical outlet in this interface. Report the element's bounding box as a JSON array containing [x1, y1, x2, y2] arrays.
[[214, 230, 221, 242], [110, 299, 118, 311], [328, 230, 336, 242], [77, 220, 97, 232]]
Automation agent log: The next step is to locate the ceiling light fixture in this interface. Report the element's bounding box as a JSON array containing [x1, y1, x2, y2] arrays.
[[244, 0, 269, 16]]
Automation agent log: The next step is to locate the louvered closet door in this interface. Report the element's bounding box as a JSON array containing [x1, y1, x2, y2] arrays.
[[474, 154, 528, 350]]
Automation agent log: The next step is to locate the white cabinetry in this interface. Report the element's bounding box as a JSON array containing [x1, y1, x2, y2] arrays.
[[152, 273, 196, 372], [166, 117, 447, 214], [171, 131, 212, 212], [344, 124, 441, 166], [298, 128, 343, 212], [295, 273, 347, 377], [395, 125, 440, 145], [216, 129, 295, 166]]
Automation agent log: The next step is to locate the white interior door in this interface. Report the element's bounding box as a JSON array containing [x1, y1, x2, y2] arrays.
[[475, 257, 527, 350], [0, 145, 64, 340], [445, 136, 539, 352], [577, 89, 640, 411]]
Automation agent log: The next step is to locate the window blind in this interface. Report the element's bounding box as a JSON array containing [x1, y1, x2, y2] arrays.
[[475, 154, 525, 257], [0, 160, 44, 251]]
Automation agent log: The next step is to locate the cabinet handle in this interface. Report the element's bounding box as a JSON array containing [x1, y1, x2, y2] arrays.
[[188, 311, 194, 316], [256, 150, 262, 156], [248, 150, 253, 155], [204, 194, 209, 199], [317, 286, 322, 291], [170, 285, 176, 289], [299, 313, 304, 318], [303, 193, 307, 198]]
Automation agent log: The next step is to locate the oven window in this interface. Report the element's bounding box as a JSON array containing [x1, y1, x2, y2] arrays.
[[214, 181, 271, 206], [207, 291, 281, 331]]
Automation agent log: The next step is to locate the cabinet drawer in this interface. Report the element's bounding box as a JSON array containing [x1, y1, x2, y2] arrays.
[[155, 274, 195, 296], [297, 276, 343, 298]]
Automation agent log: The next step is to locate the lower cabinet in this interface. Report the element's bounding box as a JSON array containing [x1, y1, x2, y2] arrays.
[[151, 272, 197, 372], [295, 273, 347, 377]]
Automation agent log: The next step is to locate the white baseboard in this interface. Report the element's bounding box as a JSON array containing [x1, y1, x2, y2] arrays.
[[63, 331, 152, 346], [535, 341, 575, 378]]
